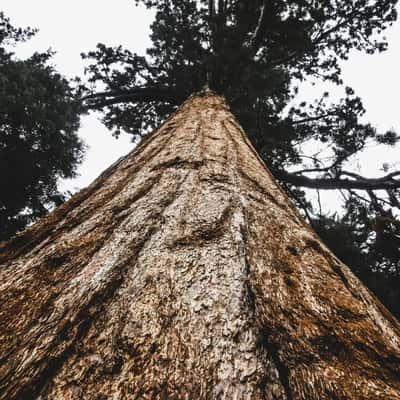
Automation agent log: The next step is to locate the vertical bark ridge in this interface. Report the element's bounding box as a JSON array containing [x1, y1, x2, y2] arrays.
[[0, 93, 400, 399]]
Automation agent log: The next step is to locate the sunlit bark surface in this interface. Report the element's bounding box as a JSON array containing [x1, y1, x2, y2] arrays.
[[1, 93, 400, 400]]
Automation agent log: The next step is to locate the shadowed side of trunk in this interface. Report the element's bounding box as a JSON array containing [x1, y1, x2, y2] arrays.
[[0, 93, 400, 399]]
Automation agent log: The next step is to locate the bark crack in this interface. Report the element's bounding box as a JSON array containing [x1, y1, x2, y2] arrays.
[[259, 328, 293, 400]]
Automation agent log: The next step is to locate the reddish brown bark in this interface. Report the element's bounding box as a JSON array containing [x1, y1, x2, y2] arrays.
[[1, 92, 400, 399]]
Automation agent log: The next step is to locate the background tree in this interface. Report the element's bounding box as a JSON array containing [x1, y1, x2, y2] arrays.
[[80, 0, 400, 318], [0, 12, 85, 241]]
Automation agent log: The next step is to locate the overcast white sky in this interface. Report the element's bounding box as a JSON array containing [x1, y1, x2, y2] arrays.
[[1, 1, 400, 210]]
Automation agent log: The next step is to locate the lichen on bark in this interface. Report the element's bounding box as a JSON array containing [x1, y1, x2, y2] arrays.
[[1, 93, 400, 399]]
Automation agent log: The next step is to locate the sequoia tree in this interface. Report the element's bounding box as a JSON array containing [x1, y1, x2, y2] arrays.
[[1, 92, 400, 399], [80, 0, 400, 316]]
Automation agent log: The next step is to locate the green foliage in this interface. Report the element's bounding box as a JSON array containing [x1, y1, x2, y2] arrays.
[[0, 12, 84, 241]]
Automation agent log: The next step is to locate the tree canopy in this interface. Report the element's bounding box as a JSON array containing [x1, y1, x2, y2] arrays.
[[81, 0, 400, 197], [80, 0, 400, 316], [0, 12, 84, 241]]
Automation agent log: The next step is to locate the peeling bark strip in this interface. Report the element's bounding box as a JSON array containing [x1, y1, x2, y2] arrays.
[[1, 93, 400, 400]]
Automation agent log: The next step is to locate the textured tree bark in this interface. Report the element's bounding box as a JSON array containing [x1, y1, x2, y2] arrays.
[[1, 92, 400, 400]]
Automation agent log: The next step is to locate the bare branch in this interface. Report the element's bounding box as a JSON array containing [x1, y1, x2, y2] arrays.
[[292, 146, 363, 175], [250, 1, 267, 52], [209, 0, 215, 19], [81, 87, 183, 110], [218, 0, 225, 16], [275, 170, 400, 191], [340, 170, 400, 182], [290, 112, 339, 125], [388, 190, 400, 209]]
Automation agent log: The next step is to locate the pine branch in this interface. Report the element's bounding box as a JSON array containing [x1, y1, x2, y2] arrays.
[[268, 7, 360, 68], [81, 87, 183, 110]]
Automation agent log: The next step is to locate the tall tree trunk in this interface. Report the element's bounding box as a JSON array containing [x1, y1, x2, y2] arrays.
[[1, 92, 400, 400]]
